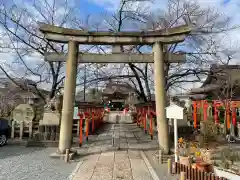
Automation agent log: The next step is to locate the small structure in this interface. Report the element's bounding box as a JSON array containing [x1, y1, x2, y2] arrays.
[[39, 95, 62, 126], [0, 78, 47, 122], [11, 104, 35, 139], [12, 104, 35, 123]]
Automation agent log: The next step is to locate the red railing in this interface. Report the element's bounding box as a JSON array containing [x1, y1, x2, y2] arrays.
[[77, 107, 104, 147], [136, 106, 156, 140]]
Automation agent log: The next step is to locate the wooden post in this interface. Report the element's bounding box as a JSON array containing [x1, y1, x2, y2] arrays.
[[43, 125, 48, 140], [92, 111, 95, 133], [11, 121, 15, 139], [29, 121, 33, 139], [85, 118, 89, 141], [141, 109, 144, 127], [144, 112, 147, 134], [193, 101, 197, 129], [232, 107, 237, 127], [226, 101, 231, 130], [47, 126, 50, 140], [19, 121, 24, 139], [79, 116, 83, 147], [77, 120, 80, 136], [168, 159, 172, 174], [50, 126, 55, 141], [214, 101, 219, 124], [180, 171, 186, 180], [203, 100, 208, 121], [149, 114, 153, 140]]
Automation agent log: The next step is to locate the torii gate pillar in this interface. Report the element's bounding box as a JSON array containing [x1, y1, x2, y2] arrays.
[[58, 41, 78, 153], [153, 42, 169, 153]]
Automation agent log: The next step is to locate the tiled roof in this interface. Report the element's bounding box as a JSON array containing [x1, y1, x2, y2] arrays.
[[102, 82, 135, 95], [190, 64, 240, 94]]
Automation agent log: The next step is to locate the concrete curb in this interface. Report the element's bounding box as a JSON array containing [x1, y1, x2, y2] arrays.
[[68, 161, 83, 180], [140, 150, 160, 180]]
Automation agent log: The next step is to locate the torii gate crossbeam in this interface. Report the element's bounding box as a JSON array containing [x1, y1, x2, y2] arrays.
[[44, 52, 186, 63]]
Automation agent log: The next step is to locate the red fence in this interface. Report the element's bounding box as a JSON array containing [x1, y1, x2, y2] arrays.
[[172, 162, 228, 180], [136, 105, 156, 139], [76, 106, 105, 147]]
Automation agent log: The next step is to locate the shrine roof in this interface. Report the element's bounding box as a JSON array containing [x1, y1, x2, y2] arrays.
[[102, 82, 135, 95], [0, 84, 48, 100], [75, 91, 102, 103], [189, 64, 240, 94]]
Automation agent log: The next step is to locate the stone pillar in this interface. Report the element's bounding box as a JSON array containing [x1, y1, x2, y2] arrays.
[[153, 42, 169, 154], [58, 41, 78, 153]]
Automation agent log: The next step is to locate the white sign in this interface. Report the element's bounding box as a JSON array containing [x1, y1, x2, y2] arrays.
[[166, 104, 184, 120], [166, 103, 184, 162], [73, 107, 79, 119]]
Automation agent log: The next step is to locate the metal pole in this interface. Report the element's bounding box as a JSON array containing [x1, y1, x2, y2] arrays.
[[174, 118, 178, 162]]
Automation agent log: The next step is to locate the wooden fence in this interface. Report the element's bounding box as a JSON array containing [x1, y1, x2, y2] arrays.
[[172, 162, 228, 180]]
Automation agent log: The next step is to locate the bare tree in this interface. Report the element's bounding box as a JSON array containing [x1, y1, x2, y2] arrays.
[[86, 0, 238, 102], [0, 0, 86, 100], [0, 0, 237, 104], [0, 89, 24, 117], [211, 65, 240, 134]]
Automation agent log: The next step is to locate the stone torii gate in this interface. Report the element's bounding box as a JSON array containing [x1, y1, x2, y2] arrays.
[[39, 23, 191, 154]]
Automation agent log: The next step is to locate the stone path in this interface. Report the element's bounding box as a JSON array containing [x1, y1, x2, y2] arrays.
[[72, 151, 153, 180], [70, 123, 178, 180]]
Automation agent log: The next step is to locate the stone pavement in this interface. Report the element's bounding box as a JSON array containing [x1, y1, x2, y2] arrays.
[[72, 151, 153, 180], [70, 123, 178, 180]]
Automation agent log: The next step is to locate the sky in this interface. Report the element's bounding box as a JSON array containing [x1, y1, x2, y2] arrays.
[[66, 0, 240, 92], [79, 0, 240, 54], [0, 0, 240, 94]]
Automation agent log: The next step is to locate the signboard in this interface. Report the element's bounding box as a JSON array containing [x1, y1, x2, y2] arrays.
[[166, 103, 184, 162], [40, 112, 60, 125], [73, 107, 79, 119], [166, 104, 184, 120]]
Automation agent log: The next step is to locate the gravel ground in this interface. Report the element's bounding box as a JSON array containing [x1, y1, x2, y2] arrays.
[[0, 146, 77, 180]]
